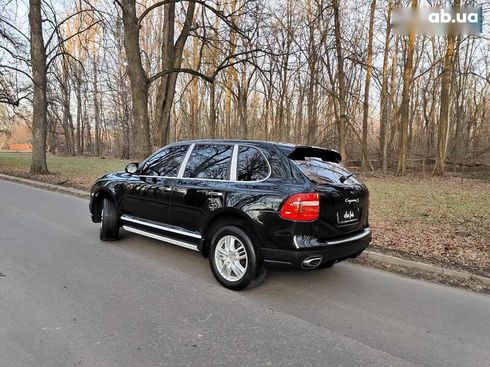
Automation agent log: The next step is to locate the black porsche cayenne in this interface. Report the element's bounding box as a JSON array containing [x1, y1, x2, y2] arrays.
[[89, 140, 371, 290]]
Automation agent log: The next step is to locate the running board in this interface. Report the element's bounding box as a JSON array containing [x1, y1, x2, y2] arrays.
[[121, 214, 202, 239], [123, 225, 199, 252]]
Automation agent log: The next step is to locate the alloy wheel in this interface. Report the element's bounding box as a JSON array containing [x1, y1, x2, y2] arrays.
[[214, 235, 248, 282]]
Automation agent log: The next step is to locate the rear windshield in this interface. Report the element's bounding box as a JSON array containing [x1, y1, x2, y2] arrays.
[[292, 158, 361, 185]]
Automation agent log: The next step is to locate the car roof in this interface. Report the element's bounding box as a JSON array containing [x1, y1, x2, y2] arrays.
[[171, 138, 282, 147], [169, 139, 342, 162]]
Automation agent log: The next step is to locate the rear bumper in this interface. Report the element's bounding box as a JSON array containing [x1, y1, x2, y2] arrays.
[[261, 228, 371, 269]]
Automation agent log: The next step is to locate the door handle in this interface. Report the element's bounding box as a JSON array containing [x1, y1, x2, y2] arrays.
[[161, 185, 172, 191], [207, 191, 224, 197]]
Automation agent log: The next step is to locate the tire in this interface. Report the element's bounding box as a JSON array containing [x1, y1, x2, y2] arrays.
[[209, 225, 265, 290], [99, 198, 119, 241]]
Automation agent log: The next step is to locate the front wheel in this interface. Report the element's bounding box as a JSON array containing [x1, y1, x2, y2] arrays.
[[209, 226, 265, 290], [99, 198, 119, 241]]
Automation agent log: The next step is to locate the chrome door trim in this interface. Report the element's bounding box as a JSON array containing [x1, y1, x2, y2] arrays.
[[230, 144, 239, 181], [121, 214, 202, 239], [230, 144, 272, 183], [207, 191, 224, 197], [123, 226, 199, 251], [177, 143, 195, 178]]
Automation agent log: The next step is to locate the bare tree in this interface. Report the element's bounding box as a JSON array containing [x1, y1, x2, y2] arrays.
[[118, 0, 152, 159], [433, 0, 460, 176], [379, 0, 392, 173], [397, 0, 417, 176], [361, 0, 376, 171], [29, 0, 48, 173], [332, 0, 347, 160]]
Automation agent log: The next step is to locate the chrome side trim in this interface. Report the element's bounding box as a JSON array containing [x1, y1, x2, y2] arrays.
[[123, 226, 199, 251], [121, 214, 202, 239], [177, 143, 195, 178], [264, 259, 293, 265], [136, 175, 168, 179]]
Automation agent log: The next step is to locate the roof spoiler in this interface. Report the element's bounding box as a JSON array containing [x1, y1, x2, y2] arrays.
[[280, 145, 342, 163]]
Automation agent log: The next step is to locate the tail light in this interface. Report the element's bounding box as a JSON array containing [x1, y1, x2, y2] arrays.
[[279, 193, 320, 221]]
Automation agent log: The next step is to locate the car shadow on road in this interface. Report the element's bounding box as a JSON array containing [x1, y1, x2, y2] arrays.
[[112, 228, 371, 295]]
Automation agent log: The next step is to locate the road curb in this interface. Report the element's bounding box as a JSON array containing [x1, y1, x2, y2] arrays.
[[0, 173, 89, 199], [1, 172, 489, 288], [358, 251, 490, 286]]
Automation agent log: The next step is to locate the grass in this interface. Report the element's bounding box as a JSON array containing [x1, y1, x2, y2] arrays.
[[1, 152, 489, 275], [0, 152, 129, 178], [363, 176, 489, 275], [0, 152, 129, 189], [365, 176, 490, 227]]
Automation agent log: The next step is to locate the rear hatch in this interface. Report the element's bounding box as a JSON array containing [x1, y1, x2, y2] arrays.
[[285, 146, 369, 240]]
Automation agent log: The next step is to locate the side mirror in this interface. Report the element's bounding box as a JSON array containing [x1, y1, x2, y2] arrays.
[[125, 162, 139, 174]]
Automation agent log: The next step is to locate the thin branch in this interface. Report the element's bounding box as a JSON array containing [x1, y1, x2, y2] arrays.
[[0, 64, 34, 82], [45, 8, 97, 48], [46, 20, 102, 58], [46, 51, 84, 70], [137, 0, 251, 41], [148, 48, 260, 85]]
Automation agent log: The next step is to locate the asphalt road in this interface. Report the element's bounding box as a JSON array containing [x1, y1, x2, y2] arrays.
[[0, 179, 489, 367]]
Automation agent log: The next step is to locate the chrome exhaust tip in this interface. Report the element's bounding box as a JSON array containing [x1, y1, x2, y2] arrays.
[[301, 256, 323, 269]]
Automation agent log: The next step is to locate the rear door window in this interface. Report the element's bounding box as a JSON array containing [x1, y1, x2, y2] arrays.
[[184, 144, 233, 180], [293, 158, 361, 185], [237, 146, 270, 181]]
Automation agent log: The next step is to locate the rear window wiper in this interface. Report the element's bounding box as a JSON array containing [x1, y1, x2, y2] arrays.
[[339, 173, 354, 183]]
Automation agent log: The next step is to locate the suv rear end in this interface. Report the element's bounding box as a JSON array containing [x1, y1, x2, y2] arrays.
[[257, 144, 371, 269]]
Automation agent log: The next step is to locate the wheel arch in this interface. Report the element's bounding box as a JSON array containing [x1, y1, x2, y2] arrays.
[[92, 188, 118, 222], [200, 209, 262, 258]]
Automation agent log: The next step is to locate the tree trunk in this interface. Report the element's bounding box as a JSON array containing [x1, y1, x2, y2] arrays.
[[154, 1, 196, 146], [47, 113, 57, 154], [433, 0, 459, 176], [29, 0, 48, 174], [332, 0, 347, 160], [93, 54, 101, 156], [306, 0, 318, 145], [238, 67, 249, 139], [397, 0, 417, 176], [189, 34, 200, 139], [361, 0, 376, 171], [83, 88, 92, 154], [209, 82, 217, 138], [120, 0, 151, 160], [379, 1, 392, 173], [61, 57, 74, 156], [387, 37, 399, 159], [75, 68, 82, 155]]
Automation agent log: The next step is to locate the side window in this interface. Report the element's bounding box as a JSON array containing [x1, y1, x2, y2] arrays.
[[142, 145, 188, 177], [237, 146, 270, 181], [268, 149, 289, 179], [184, 144, 233, 180]]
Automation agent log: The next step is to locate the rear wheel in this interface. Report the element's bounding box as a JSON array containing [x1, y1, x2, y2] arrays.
[[99, 198, 119, 241], [209, 226, 265, 290]]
